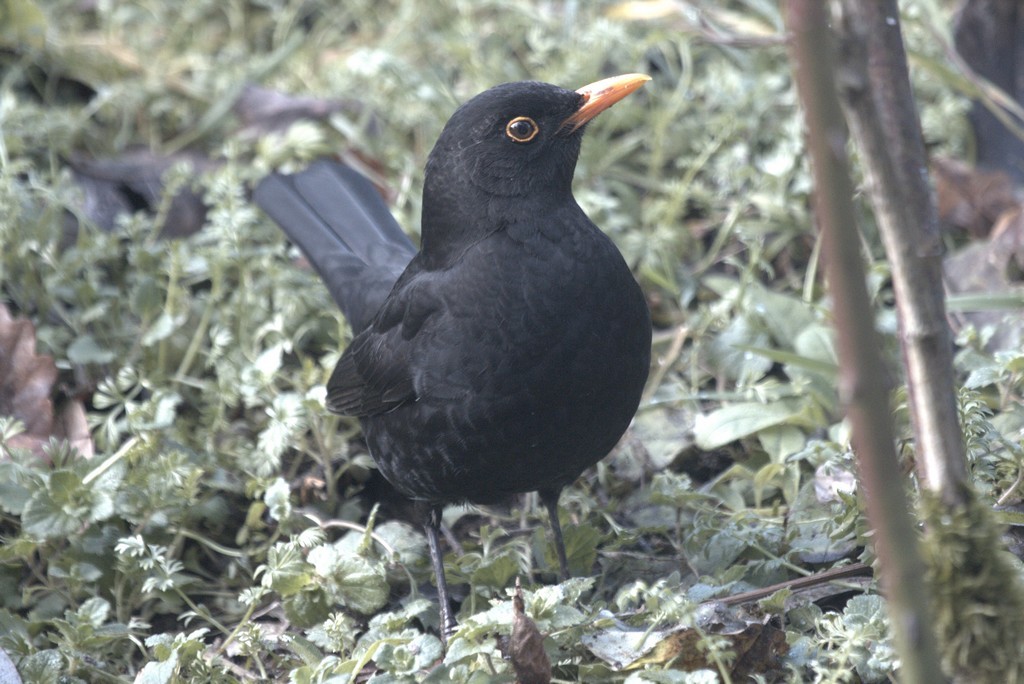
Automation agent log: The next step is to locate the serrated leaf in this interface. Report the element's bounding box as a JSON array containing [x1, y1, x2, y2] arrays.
[[264, 477, 292, 522], [308, 544, 389, 614], [373, 520, 427, 566], [22, 468, 115, 538], [282, 588, 331, 628], [15, 649, 63, 682], [649, 471, 697, 509], [262, 543, 313, 596], [469, 550, 520, 589]]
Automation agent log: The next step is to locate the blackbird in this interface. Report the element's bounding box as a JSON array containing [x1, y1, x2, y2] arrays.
[[254, 74, 652, 637]]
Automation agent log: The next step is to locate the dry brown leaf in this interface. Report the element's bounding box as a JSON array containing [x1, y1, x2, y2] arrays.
[[56, 397, 94, 459], [583, 602, 788, 677], [933, 156, 1018, 238], [67, 150, 213, 239], [633, 605, 787, 677], [234, 84, 358, 135], [0, 303, 93, 459], [944, 206, 1024, 351], [511, 577, 551, 684]]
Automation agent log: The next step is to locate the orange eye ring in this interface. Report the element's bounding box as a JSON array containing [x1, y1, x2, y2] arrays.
[[505, 116, 539, 143]]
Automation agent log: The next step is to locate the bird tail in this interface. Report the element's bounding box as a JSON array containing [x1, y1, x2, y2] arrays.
[[253, 160, 416, 332]]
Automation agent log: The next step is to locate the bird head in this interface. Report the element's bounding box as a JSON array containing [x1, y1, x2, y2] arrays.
[[421, 74, 649, 256]]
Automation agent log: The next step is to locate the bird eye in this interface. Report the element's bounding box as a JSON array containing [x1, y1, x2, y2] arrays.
[[505, 116, 539, 143]]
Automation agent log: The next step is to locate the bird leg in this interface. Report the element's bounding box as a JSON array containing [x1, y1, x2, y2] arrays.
[[422, 504, 457, 642], [539, 489, 570, 581]]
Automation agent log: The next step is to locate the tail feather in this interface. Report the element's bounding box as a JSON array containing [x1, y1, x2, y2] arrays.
[[254, 160, 416, 331]]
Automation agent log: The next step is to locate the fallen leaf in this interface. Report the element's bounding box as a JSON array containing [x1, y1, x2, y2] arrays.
[[0, 304, 93, 460], [944, 207, 1024, 352], [582, 603, 788, 678], [234, 84, 365, 135], [511, 577, 551, 684], [66, 150, 213, 239], [933, 156, 1018, 238]]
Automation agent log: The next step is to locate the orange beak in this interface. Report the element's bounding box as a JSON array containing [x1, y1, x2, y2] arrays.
[[561, 73, 651, 134]]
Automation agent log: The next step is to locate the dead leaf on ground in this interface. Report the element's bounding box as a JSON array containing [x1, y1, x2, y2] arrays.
[[234, 84, 371, 136], [65, 149, 214, 240], [944, 206, 1024, 352], [933, 156, 1019, 238], [582, 602, 788, 678], [510, 577, 551, 684], [0, 303, 93, 460]]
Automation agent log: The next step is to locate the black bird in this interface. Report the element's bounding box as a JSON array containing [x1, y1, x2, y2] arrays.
[[254, 74, 652, 637]]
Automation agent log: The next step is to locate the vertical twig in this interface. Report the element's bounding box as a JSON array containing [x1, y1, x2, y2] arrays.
[[833, 5, 1024, 680], [835, 0, 969, 505], [784, 3, 946, 682]]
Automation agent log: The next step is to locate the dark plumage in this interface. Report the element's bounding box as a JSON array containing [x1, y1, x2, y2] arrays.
[[255, 74, 652, 639]]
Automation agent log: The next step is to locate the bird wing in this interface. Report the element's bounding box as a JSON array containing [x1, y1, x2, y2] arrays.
[[324, 260, 439, 416], [325, 334, 415, 416]]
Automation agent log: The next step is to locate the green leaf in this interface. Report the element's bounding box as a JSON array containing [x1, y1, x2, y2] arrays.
[[282, 587, 332, 628], [469, 550, 519, 588], [77, 596, 111, 626], [648, 471, 697, 509], [965, 365, 1002, 389], [0, 0, 47, 49], [261, 542, 313, 596], [255, 393, 306, 476], [308, 544, 389, 614], [537, 520, 601, 579], [793, 322, 837, 366], [66, 334, 116, 364], [303, 613, 357, 654], [15, 649, 64, 683], [134, 654, 179, 684], [372, 521, 427, 572], [694, 399, 806, 449], [630, 407, 695, 471], [707, 315, 772, 383], [22, 469, 115, 539], [0, 462, 31, 514], [129, 275, 165, 319], [528, 578, 592, 629], [264, 477, 292, 523], [756, 424, 806, 463], [737, 344, 838, 376], [140, 312, 183, 347], [286, 633, 326, 665], [753, 287, 818, 347]]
